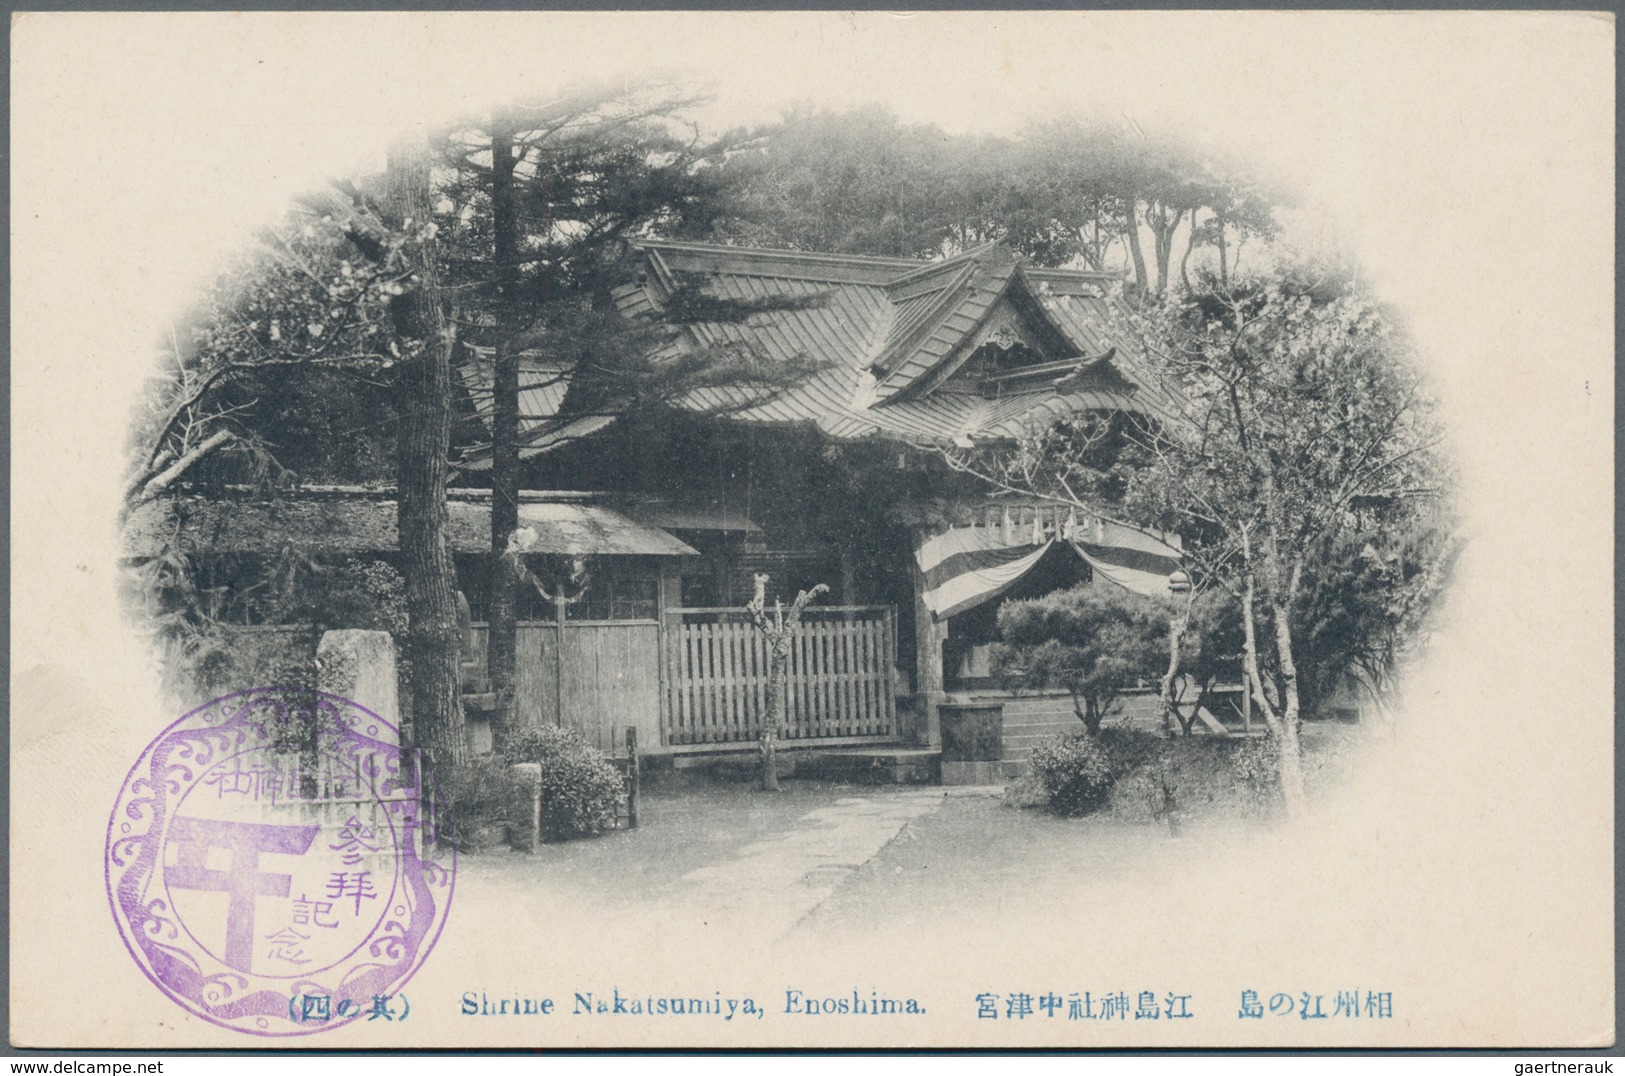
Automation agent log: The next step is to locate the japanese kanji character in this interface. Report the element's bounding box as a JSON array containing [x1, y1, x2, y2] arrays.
[[325, 870, 379, 915], [1135, 991, 1160, 1020], [1068, 992, 1094, 1020], [291, 893, 339, 929], [1239, 990, 1264, 1019], [329, 816, 382, 866], [368, 995, 396, 1021], [1298, 993, 1327, 1020], [1098, 991, 1131, 1020], [1164, 993, 1193, 1019], [300, 994, 331, 1022], [1006, 992, 1034, 1020], [1333, 991, 1362, 1018], [1364, 991, 1392, 1019], [263, 927, 309, 965], [164, 817, 319, 973], [1038, 992, 1064, 1018], [975, 993, 999, 1019]]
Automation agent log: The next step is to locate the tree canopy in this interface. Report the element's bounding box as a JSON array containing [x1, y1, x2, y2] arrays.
[[715, 105, 1289, 291], [992, 583, 1170, 735]]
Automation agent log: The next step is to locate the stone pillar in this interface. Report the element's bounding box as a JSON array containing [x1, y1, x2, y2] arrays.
[[510, 761, 542, 853], [318, 629, 401, 742]]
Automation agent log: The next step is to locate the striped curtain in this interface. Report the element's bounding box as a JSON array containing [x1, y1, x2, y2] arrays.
[[915, 508, 1183, 619]]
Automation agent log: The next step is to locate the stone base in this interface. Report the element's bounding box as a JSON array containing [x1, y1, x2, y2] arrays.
[[940, 759, 1022, 786], [792, 747, 941, 785]]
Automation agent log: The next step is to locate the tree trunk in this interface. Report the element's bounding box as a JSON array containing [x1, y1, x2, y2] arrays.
[[748, 575, 827, 791], [1124, 200, 1149, 292], [1150, 205, 1185, 296], [1082, 204, 1105, 271], [1267, 560, 1308, 819], [1074, 693, 1103, 737], [486, 119, 523, 752], [384, 138, 467, 775], [1179, 209, 1199, 293], [1239, 572, 1282, 735], [1159, 595, 1193, 740], [761, 640, 786, 791]]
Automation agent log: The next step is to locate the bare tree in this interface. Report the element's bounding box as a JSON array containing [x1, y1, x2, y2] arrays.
[[746, 574, 828, 792]]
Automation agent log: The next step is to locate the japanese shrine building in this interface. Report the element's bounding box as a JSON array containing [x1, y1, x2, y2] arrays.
[[128, 240, 1187, 778], [460, 239, 1186, 770]]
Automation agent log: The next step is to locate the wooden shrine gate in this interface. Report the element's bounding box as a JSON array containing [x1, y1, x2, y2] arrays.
[[662, 606, 898, 747]]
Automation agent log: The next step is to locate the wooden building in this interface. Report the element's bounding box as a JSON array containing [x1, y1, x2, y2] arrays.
[[125, 240, 1187, 774], [461, 240, 1186, 764]]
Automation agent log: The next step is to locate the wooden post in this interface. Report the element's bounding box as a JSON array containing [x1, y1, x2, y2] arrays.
[[839, 548, 857, 623], [553, 594, 567, 726], [656, 568, 680, 747], [911, 551, 945, 749], [625, 726, 640, 829]]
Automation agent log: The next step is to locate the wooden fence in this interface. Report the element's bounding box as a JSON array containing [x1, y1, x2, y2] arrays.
[[663, 607, 897, 746], [467, 607, 899, 751]]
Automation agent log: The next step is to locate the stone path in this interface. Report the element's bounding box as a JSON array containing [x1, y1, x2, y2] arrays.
[[670, 788, 953, 941]]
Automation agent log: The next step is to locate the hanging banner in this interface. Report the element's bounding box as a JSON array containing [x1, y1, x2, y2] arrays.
[[916, 512, 1183, 616]]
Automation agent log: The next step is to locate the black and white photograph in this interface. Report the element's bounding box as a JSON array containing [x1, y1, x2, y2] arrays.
[[7, 10, 1614, 1053]]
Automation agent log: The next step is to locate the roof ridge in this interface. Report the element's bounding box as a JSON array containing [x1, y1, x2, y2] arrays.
[[634, 239, 922, 271], [869, 262, 983, 378], [881, 240, 1014, 290], [638, 238, 1123, 284], [1025, 264, 1124, 285], [873, 258, 1034, 403]]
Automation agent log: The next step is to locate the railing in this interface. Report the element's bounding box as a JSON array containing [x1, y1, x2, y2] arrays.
[[663, 606, 897, 746], [241, 747, 436, 856]]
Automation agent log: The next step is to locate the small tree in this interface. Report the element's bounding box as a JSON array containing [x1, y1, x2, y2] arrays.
[[991, 584, 1168, 735], [746, 573, 828, 792]]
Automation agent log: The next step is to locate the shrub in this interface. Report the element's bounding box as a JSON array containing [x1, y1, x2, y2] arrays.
[[1098, 727, 1166, 775], [1027, 733, 1116, 816], [436, 755, 532, 851], [1228, 735, 1282, 809], [500, 724, 625, 841]]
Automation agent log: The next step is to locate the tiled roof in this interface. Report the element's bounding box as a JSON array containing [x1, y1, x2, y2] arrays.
[[467, 240, 1182, 459]]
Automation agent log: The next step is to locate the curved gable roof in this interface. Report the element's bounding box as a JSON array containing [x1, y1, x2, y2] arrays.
[[577, 240, 1184, 452]]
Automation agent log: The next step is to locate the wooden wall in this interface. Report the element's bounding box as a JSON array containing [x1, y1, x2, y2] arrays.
[[468, 621, 662, 756]]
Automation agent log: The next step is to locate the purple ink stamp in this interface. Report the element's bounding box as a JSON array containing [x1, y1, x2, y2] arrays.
[[105, 688, 455, 1036]]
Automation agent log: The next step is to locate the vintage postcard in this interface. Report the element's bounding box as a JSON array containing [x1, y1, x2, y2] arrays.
[[8, 11, 1614, 1050]]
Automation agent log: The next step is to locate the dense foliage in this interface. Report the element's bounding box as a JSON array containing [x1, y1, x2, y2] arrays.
[[991, 584, 1168, 734], [500, 723, 626, 840], [962, 261, 1455, 816], [436, 755, 534, 850], [1027, 733, 1116, 816], [716, 107, 1286, 290]]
